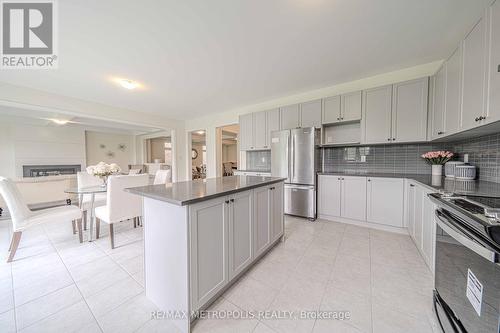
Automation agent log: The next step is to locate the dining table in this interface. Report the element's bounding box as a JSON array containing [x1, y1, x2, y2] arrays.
[[64, 185, 107, 241]]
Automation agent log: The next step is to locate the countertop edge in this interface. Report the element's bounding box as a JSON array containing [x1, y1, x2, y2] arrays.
[[317, 172, 500, 198], [125, 178, 285, 206]]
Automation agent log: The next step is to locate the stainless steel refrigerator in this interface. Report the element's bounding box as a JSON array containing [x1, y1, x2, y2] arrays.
[[271, 127, 320, 220]]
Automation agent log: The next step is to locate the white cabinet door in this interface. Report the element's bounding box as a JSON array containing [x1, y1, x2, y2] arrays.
[[189, 197, 229, 311], [432, 66, 446, 139], [270, 182, 284, 242], [414, 185, 424, 250], [366, 177, 404, 227], [228, 190, 253, 280], [253, 111, 267, 150], [392, 78, 429, 143], [487, 1, 500, 124], [362, 85, 393, 144], [300, 99, 322, 128], [445, 45, 462, 136], [253, 186, 271, 258], [322, 95, 341, 124], [280, 104, 300, 130], [318, 175, 342, 217], [341, 91, 362, 122], [406, 182, 416, 240], [239, 113, 254, 151], [461, 14, 489, 130], [341, 176, 366, 220], [421, 192, 436, 272], [266, 109, 280, 149]]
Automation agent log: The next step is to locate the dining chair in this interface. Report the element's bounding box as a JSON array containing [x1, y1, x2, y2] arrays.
[[77, 171, 106, 232], [153, 170, 171, 185], [128, 169, 141, 175], [0, 177, 82, 262], [223, 162, 233, 176], [94, 174, 149, 249]]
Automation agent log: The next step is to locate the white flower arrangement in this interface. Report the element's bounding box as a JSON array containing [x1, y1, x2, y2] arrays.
[[86, 162, 121, 180]]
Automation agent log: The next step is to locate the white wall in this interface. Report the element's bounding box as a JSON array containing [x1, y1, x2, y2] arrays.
[[0, 124, 87, 178], [222, 144, 237, 162], [85, 131, 136, 172], [185, 61, 443, 177]]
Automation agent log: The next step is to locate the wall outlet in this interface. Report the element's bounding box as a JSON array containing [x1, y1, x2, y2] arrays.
[[360, 155, 366, 163]]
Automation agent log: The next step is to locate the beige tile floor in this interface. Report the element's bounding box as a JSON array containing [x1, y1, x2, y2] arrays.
[[0, 215, 440, 333]]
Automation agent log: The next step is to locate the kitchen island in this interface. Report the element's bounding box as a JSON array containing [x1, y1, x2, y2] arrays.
[[127, 175, 285, 333]]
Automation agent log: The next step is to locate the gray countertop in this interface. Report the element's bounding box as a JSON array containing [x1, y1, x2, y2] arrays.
[[126, 175, 286, 206], [234, 169, 271, 173], [318, 171, 500, 198]]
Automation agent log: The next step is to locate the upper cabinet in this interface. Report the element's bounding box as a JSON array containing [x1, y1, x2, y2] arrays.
[[322, 95, 341, 124], [300, 100, 322, 128], [239, 113, 253, 151], [391, 78, 429, 143], [280, 104, 301, 129], [281, 101, 321, 129], [444, 45, 462, 136], [322, 91, 361, 125], [239, 108, 279, 151], [431, 66, 446, 139], [461, 12, 489, 130], [362, 85, 393, 144], [487, 1, 500, 124], [341, 91, 362, 122], [362, 78, 428, 144]]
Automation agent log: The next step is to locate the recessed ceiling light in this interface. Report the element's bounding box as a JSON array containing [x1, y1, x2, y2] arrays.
[[50, 119, 70, 125], [118, 79, 139, 90]]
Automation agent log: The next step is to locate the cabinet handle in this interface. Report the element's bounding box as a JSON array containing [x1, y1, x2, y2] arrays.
[[225, 200, 230, 204], [437, 131, 444, 135], [479, 116, 486, 121], [387, 138, 391, 141], [475, 117, 479, 122], [341, 178, 345, 180], [340, 117, 343, 120], [392, 138, 396, 141], [410, 184, 415, 187], [337, 117, 340, 121], [337, 177, 341, 180], [367, 179, 371, 182], [230, 199, 234, 203]]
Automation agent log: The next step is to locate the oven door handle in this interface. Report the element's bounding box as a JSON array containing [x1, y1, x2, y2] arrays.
[[435, 209, 500, 263]]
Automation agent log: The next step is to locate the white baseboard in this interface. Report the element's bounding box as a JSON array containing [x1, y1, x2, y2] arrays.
[[318, 214, 409, 235]]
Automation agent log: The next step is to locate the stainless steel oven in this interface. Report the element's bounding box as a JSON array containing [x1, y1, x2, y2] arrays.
[[430, 193, 500, 333]]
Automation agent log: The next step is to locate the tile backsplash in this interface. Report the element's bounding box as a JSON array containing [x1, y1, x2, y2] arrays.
[[246, 150, 271, 171], [323, 132, 500, 183]]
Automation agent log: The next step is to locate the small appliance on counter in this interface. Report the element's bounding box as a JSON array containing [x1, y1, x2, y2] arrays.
[[444, 161, 464, 178], [429, 193, 500, 332], [455, 165, 476, 180]]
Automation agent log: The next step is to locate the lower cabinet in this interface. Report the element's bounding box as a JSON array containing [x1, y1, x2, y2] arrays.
[[405, 180, 436, 272], [253, 186, 271, 258], [366, 177, 404, 227], [189, 196, 229, 312], [318, 175, 366, 221], [228, 190, 253, 280], [190, 184, 284, 312], [270, 182, 284, 242]]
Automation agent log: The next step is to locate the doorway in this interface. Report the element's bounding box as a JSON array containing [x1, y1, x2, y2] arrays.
[[190, 130, 207, 180], [217, 124, 239, 177]]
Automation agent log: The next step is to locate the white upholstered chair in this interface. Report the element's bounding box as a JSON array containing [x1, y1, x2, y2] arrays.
[[94, 174, 148, 249], [153, 169, 171, 185], [128, 169, 141, 175], [0, 177, 82, 262], [77, 172, 106, 231]]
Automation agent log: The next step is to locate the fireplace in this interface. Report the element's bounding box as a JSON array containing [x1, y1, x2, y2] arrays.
[[23, 165, 82, 177]]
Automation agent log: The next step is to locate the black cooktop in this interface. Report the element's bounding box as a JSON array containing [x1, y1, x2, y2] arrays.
[[450, 198, 485, 214]]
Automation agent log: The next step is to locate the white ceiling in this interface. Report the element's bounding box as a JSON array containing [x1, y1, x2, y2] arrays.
[[0, 0, 492, 120], [0, 106, 161, 134]]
